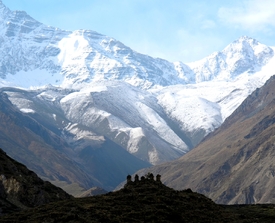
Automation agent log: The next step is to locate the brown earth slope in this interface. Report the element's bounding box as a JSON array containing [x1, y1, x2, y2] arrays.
[[136, 75, 275, 204]]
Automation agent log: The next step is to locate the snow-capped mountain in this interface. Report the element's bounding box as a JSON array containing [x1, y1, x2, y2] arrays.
[[0, 0, 273, 91], [0, 1, 189, 90], [153, 37, 275, 139], [0, 1, 275, 190], [187, 36, 273, 82]]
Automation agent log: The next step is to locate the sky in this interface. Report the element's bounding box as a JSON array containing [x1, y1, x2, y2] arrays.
[[2, 0, 275, 63]]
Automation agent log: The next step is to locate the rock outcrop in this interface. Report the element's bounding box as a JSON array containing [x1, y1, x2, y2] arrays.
[[0, 148, 71, 215]]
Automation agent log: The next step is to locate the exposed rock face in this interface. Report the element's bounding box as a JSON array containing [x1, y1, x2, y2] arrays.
[[0, 148, 71, 215]]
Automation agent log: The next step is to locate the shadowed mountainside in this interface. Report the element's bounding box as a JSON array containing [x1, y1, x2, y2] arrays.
[[0, 90, 151, 193]]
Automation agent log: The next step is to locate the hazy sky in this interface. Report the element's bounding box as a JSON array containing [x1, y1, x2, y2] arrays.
[[2, 0, 275, 62]]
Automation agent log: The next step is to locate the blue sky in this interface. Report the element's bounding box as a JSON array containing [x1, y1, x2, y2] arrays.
[[2, 0, 275, 62]]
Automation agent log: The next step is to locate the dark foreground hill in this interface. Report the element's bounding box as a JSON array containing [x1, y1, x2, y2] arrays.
[[1, 174, 275, 223], [0, 148, 71, 215]]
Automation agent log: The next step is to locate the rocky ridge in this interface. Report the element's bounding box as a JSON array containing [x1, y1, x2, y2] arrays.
[[2, 173, 275, 222]]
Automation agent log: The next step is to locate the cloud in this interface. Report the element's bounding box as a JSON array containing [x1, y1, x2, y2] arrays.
[[218, 0, 275, 31], [201, 20, 216, 30]]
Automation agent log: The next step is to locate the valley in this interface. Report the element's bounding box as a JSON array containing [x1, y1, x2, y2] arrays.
[[0, 0, 275, 210]]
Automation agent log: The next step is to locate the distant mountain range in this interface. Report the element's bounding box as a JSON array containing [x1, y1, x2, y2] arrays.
[[0, 0, 275, 194]]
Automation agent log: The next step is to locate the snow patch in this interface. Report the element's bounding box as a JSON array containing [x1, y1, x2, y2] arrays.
[[148, 148, 159, 165], [20, 108, 35, 113], [137, 102, 188, 152], [127, 127, 145, 154]]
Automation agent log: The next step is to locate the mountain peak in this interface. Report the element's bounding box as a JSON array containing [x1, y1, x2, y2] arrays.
[[229, 36, 261, 49], [0, 0, 10, 19], [237, 35, 256, 42], [188, 35, 274, 82], [223, 36, 273, 68], [0, 1, 41, 36]]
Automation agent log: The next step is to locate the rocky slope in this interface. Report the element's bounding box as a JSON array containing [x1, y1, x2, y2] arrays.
[[0, 148, 71, 215], [136, 75, 275, 204], [2, 82, 189, 165]]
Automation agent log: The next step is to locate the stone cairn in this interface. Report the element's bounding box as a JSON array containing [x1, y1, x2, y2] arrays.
[[126, 173, 162, 185]]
